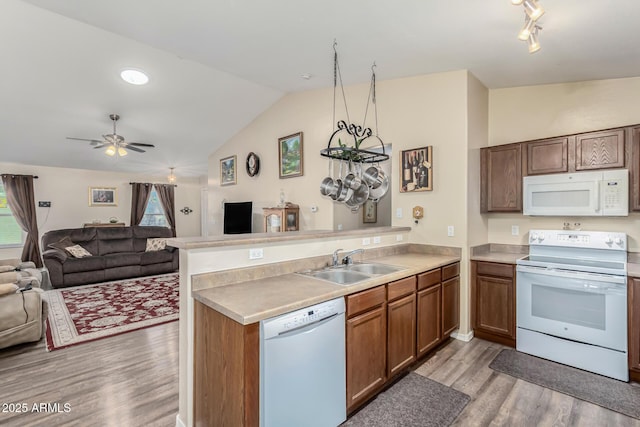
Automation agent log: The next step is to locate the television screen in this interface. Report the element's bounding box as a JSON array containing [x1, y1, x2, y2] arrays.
[[223, 202, 252, 234]]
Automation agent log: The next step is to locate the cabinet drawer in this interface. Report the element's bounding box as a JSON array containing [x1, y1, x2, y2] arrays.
[[347, 286, 386, 318], [442, 263, 460, 280], [387, 276, 416, 302], [417, 269, 441, 291], [476, 262, 513, 279]]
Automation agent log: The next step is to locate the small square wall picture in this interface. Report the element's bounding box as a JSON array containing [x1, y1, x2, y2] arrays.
[[400, 146, 433, 192], [89, 187, 117, 206], [278, 132, 303, 178], [220, 155, 237, 186]]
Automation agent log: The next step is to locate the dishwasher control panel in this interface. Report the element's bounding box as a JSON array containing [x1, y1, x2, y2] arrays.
[[261, 297, 345, 338]]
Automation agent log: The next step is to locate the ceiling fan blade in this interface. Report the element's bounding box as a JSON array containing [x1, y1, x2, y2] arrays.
[[93, 144, 106, 149], [67, 137, 104, 144], [126, 145, 146, 153], [125, 142, 155, 148]]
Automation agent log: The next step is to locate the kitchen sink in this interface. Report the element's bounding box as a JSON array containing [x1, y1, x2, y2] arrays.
[[306, 269, 372, 285], [345, 263, 404, 275], [298, 262, 406, 285]]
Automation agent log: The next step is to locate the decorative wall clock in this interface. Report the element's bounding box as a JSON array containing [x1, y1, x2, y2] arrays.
[[246, 152, 260, 177]]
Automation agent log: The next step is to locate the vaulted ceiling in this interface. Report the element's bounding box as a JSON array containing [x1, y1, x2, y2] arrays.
[[4, 0, 640, 178]]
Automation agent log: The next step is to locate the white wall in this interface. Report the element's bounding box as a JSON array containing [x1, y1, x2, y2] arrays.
[[0, 162, 202, 259], [488, 76, 640, 251]]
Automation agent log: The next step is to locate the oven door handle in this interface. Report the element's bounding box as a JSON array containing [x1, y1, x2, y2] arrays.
[[517, 265, 626, 285]]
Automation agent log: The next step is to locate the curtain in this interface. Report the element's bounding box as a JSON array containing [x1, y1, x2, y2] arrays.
[[1, 174, 42, 267], [154, 184, 176, 237], [130, 183, 153, 226]]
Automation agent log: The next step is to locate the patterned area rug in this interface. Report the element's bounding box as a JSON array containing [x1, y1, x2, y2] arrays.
[[45, 273, 179, 351]]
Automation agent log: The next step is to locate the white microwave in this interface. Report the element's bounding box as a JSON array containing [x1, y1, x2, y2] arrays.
[[523, 169, 628, 216]]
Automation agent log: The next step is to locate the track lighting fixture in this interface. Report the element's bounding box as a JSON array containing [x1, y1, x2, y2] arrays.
[[512, 0, 544, 53]]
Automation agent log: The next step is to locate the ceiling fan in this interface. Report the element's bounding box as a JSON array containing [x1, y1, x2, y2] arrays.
[[67, 114, 155, 157]]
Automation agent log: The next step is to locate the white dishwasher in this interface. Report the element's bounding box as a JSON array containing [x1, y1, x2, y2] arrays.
[[260, 297, 346, 427]]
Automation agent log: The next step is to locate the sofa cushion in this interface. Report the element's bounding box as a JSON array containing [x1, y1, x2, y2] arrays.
[[97, 227, 134, 255], [42, 228, 98, 255], [140, 250, 174, 266], [0, 283, 18, 296], [103, 252, 142, 269], [65, 245, 92, 258], [48, 236, 76, 252], [62, 256, 105, 274], [145, 238, 167, 252], [133, 226, 173, 252]]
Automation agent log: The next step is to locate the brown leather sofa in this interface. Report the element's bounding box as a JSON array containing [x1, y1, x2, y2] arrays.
[[42, 226, 178, 288]]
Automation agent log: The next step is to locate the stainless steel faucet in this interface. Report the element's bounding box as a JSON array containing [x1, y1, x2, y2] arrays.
[[331, 248, 343, 267], [341, 248, 364, 265]]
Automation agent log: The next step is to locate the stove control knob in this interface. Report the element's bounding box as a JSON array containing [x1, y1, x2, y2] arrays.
[[605, 235, 613, 245], [538, 234, 545, 242], [614, 237, 623, 246], [530, 233, 538, 242]]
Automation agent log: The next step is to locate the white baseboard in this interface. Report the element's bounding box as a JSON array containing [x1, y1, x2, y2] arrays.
[[450, 329, 474, 342], [176, 413, 186, 427]]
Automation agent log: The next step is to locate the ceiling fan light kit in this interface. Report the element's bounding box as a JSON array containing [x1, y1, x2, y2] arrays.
[[67, 113, 155, 158], [168, 167, 176, 183], [512, 0, 544, 53]]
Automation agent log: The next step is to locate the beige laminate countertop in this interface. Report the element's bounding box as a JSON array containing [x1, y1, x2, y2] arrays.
[[192, 253, 459, 325]]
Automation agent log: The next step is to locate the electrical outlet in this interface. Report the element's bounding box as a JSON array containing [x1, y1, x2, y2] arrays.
[[362, 238, 371, 246], [38, 201, 51, 207], [447, 226, 454, 237], [249, 248, 264, 260], [396, 208, 403, 218], [512, 225, 519, 236], [396, 234, 404, 242], [373, 236, 381, 244]]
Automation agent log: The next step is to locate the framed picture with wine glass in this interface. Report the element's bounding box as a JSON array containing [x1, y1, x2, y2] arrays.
[[399, 146, 432, 192]]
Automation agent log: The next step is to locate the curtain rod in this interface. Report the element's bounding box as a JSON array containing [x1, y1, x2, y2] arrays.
[[1, 175, 38, 178], [129, 182, 177, 187]]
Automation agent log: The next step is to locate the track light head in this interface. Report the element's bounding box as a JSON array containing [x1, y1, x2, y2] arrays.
[[528, 26, 542, 53], [518, 15, 536, 41], [523, 0, 544, 21]]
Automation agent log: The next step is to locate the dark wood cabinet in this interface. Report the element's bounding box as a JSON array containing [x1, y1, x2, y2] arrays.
[[526, 137, 569, 175], [575, 128, 625, 171], [480, 143, 523, 212], [629, 277, 640, 382], [387, 276, 416, 378], [442, 276, 460, 336], [630, 126, 640, 211], [471, 261, 516, 347], [346, 287, 387, 413], [416, 283, 441, 357]]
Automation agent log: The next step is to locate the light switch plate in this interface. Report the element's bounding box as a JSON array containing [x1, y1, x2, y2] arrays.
[[396, 234, 404, 242], [373, 236, 381, 244], [362, 238, 371, 246], [447, 226, 454, 237], [396, 208, 403, 218], [512, 225, 519, 236]]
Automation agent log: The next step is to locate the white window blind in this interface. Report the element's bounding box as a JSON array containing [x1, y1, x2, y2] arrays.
[[139, 187, 169, 227]]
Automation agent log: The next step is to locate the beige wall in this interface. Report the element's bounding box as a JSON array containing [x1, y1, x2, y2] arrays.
[[208, 70, 471, 244], [0, 162, 203, 259], [488, 76, 640, 250]]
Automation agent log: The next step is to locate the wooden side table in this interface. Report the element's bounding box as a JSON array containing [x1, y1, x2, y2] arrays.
[[263, 204, 299, 232]]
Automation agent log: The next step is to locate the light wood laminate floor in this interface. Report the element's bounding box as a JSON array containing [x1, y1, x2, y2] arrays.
[[1, 323, 637, 427]]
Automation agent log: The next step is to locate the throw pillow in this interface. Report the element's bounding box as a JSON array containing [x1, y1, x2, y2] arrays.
[[145, 238, 167, 252], [65, 244, 92, 258], [0, 283, 18, 296], [48, 236, 76, 252]]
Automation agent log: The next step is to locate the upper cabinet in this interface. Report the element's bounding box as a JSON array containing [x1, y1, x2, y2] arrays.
[[526, 137, 569, 175], [480, 143, 523, 213], [575, 128, 625, 171], [482, 125, 635, 213]]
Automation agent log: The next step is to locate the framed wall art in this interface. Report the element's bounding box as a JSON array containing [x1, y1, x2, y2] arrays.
[[400, 146, 432, 192], [363, 199, 377, 223], [278, 131, 303, 178], [89, 187, 117, 206], [220, 155, 237, 186]]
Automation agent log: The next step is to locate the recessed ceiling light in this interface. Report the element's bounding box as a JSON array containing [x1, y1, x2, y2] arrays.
[[300, 73, 313, 80], [120, 69, 149, 85]]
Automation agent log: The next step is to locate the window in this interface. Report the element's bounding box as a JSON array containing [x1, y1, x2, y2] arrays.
[[0, 183, 24, 247], [139, 187, 169, 227]]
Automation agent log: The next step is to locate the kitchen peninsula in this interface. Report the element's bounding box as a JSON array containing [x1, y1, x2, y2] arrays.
[[168, 227, 461, 427]]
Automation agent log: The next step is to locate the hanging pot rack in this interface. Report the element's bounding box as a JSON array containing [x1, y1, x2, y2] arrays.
[[319, 42, 389, 164]]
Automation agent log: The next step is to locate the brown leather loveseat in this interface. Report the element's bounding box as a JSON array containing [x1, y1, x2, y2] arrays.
[[42, 226, 178, 288]]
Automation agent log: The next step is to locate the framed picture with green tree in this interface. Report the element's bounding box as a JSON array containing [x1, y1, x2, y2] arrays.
[[278, 132, 303, 178]]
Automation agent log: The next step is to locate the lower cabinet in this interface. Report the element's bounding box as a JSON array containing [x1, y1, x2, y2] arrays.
[[629, 277, 640, 381], [387, 277, 417, 378], [471, 261, 516, 347], [346, 286, 387, 413]]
